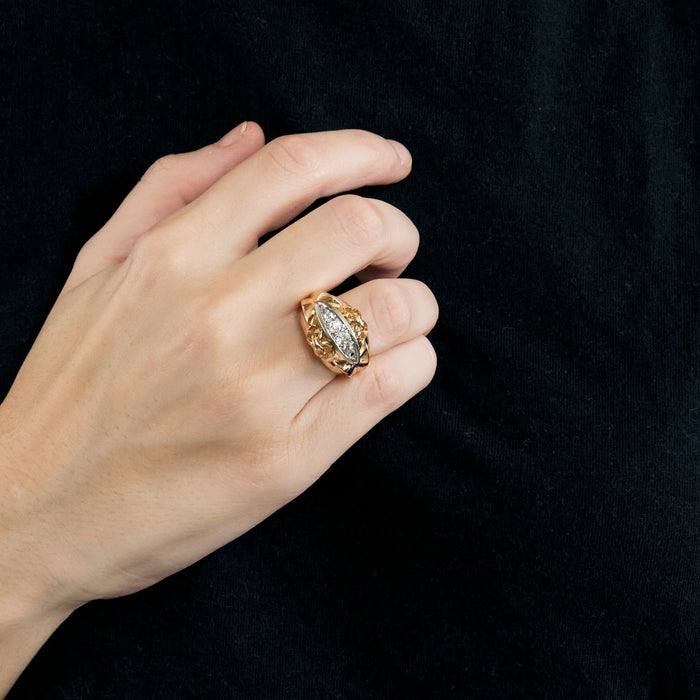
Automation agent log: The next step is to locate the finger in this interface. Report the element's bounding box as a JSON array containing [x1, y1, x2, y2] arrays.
[[246, 194, 420, 306], [63, 121, 266, 294], [284, 278, 439, 398], [342, 278, 439, 356], [166, 129, 412, 259], [288, 336, 437, 489]]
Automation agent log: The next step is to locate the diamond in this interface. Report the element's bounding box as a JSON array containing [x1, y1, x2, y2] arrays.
[[315, 301, 360, 364]]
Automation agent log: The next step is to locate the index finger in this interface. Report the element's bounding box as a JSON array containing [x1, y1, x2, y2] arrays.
[[166, 129, 412, 259]]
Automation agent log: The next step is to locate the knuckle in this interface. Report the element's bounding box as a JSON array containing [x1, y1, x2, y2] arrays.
[[126, 229, 186, 282], [74, 235, 98, 264], [421, 336, 438, 377], [265, 134, 322, 179], [141, 153, 179, 183], [414, 280, 439, 328], [427, 288, 440, 328], [372, 283, 412, 338], [367, 361, 403, 408], [412, 336, 438, 391], [407, 218, 421, 258], [331, 195, 386, 250], [125, 230, 161, 277]]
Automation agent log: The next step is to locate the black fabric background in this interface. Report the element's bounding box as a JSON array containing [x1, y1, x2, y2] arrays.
[[2, 1, 699, 697]]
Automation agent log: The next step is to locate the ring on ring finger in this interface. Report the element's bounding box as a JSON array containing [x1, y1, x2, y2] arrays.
[[299, 291, 370, 376]]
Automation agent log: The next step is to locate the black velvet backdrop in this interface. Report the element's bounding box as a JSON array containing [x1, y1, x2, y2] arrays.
[[2, 1, 699, 697]]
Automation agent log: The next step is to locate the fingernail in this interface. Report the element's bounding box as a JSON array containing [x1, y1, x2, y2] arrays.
[[387, 139, 411, 167], [219, 121, 248, 146]]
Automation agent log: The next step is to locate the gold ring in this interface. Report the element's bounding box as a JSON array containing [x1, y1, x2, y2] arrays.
[[299, 291, 369, 376]]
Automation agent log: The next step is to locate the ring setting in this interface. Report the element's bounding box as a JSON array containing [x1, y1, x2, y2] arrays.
[[299, 291, 369, 376]]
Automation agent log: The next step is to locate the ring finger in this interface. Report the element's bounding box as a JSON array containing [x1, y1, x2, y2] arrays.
[[282, 277, 439, 405]]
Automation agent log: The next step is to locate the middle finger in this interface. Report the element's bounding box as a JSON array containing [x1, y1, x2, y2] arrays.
[[243, 194, 420, 309]]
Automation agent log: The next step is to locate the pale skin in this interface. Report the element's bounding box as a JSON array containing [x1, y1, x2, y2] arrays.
[[0, 122, 438, 695]]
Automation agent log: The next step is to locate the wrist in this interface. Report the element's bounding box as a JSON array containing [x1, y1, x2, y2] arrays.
[[0, 412, 77, 696], [0, 403, 80, 615], [0, 593, 72, 697]]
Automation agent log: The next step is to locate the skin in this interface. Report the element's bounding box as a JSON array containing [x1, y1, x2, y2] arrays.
[[0, 122, 438, 695]]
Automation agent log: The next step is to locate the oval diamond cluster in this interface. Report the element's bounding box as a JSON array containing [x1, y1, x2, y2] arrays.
[[315, 301, 360, 364]]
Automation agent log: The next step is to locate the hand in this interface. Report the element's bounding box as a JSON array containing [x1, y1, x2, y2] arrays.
[[0, 123, 438, 691]]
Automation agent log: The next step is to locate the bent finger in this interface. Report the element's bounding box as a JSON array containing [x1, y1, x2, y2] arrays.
[[167, 128, 412, 260], [246, 195, 420, 308], [283, 278, 439, 399], [63, 121, 265, 294], [288, 336, 437, 489]]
